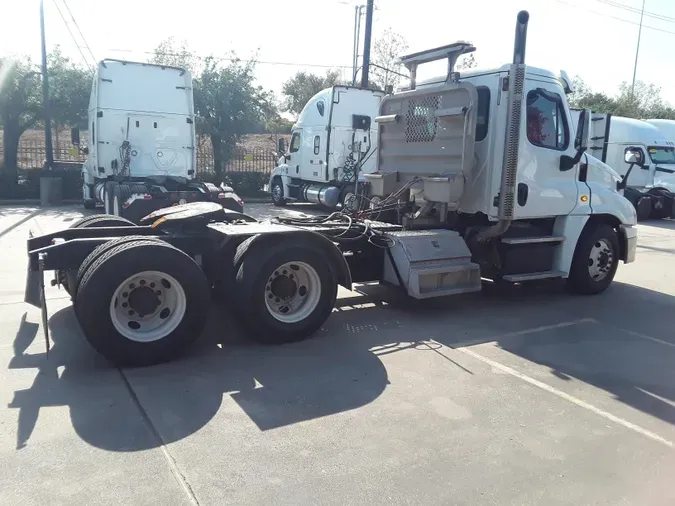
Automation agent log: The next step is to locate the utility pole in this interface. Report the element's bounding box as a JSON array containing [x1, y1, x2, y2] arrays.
[[352, 5, 365, 85], [40, 0, 54, 170], [631, 0, 646, 98], [360, 0, 374, 89]]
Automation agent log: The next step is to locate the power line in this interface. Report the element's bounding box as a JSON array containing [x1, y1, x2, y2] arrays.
[[554, 0, 675, 36], [595, 0, 675, 24], [107, 48, 355, 69], [60, 0, 97, 63], [51, 0, 93, 68]]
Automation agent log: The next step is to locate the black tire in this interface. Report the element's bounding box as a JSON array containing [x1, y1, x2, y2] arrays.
[[233, 238, 337, 344], [73, 235, 162, 301], [271, 178, 286, 207], [75, 240, 210, 367], [567, 223, 619, 295], [83, 198, 96, 210], [635, 197, 652, 221], [647, 188, 671, 219], [61, 215, 136, 297]]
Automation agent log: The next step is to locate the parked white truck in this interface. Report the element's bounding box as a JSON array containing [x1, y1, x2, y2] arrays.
[[572, 111, 675, 220], [27, 10, 638, 367], [269, 85, 384, 210], [70, 59, 243, 223]]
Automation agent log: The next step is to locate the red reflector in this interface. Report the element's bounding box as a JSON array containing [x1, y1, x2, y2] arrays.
[[123, 202, 131, 208], [143, 194, 152, 200], [217, 192, 227, 199], [237, 199, 244, 206]]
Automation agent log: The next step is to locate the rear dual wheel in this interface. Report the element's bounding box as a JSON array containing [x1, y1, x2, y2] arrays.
[[232, 237, 338, 344], [61, 214, 135, 297], [75, 238, 210, 366]]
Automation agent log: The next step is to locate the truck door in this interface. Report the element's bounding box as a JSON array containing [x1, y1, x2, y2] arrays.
[[305, 126, 328, 182], [287, 129, 304, 178], [515, 82, 579, 218], [621, 144, 652, 188]]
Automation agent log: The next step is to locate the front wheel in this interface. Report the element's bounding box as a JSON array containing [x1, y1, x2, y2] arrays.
[[567, 223, 619, 295], [233, 238, 338, 344], [271, 180, 287, 207]]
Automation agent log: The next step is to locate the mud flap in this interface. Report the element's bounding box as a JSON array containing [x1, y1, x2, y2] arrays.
[[24, 253, 50, 355]]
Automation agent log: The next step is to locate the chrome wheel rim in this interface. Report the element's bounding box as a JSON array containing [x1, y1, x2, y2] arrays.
[[109, 271, 186, 342], [264, 261, 321, 323], [272, 184, 283, 202], [588, 239, 614, 281], [342, 192, 358, 212]]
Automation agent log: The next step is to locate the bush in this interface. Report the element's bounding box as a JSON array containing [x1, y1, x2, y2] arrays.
[[0, 168, 82, 200], [198, 170, 268, 197]]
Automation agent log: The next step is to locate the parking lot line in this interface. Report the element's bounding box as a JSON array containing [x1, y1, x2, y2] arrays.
[[588, 319, 675, 350], [453, 344, 674, 449]]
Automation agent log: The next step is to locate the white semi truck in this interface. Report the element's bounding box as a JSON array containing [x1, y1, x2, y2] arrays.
[[27, 10, 637, 367], [70, 59, 243, 223], [572, 111, 675, 220], [269, 86, 384, 210]]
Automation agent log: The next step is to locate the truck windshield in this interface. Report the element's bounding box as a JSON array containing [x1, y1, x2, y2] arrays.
[[648, 146, 675, 164]]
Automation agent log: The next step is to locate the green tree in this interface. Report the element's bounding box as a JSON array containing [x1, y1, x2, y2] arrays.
[[48, 46, 92, 134], [0, 57, 42, 180], [281, 70, 343, 116], [456, 52, 477, 71], [371, 28, 409, 90], [568, 76, 675, 120], [149, 37, 199, 74], [194, 55, 271, 177]]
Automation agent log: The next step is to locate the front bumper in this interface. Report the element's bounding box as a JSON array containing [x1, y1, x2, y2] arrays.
[[620, 224, 638, 264]]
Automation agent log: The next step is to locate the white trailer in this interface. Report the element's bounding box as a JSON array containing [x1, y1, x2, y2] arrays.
[[574, 111, 675, 220], [71, 59, 243, 223], [27, 10, 638, 367], [269, 86, 384, 211]]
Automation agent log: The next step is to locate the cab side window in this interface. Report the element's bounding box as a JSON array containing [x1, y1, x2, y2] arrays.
[[290, 132, 301, 153], [526, 89, 569, 150]]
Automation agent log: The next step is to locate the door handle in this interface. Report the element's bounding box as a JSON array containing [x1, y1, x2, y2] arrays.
[[296, 165, 299, 174], [517, 183, 528, 206]]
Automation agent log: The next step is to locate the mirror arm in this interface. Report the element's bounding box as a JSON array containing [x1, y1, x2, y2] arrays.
[[559, 146, 587, 171], [617, 163, 635, 191]]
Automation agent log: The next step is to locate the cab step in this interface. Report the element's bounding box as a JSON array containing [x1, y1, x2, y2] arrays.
[[502, 270, 564, 282], [501, 235, 565, 245]]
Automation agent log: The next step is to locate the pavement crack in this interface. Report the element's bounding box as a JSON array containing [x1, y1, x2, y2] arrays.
[[117, 368, 200, 506]]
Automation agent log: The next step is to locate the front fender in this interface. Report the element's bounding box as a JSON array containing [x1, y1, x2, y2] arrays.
[[269, 164, 290, 187], [588, 183, 637, 226]]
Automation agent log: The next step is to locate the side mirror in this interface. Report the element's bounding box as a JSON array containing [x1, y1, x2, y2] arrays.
[[71, 127, 80, 146], [278, 138, 286, 153], [574, 109, 590, 151], [624, 147, 644, 166]]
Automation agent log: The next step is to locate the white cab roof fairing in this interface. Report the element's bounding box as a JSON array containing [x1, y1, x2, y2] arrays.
[[646, 119, 675, 142], [293, 86, 385, 130], [607, 116, 671, 147]]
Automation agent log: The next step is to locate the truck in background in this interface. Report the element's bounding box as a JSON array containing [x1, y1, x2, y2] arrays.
[[269, 86, 384, 211], [572, 111, 675, 220], [70, 59, 243, 223]]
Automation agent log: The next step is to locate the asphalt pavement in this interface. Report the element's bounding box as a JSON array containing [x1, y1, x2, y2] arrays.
[[0, 203, 674, 505]]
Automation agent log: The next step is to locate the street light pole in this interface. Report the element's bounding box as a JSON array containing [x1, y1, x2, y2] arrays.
[[631, 0, 646, 98], [39, 0, 54, 170]]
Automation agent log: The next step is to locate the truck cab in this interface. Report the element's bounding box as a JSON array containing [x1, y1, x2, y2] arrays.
[[269, 86, 384, 210], [71, 59, 243, 222], [579, 113, 675, 220]]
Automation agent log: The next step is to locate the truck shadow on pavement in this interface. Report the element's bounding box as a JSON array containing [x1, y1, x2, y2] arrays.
[[8, 280, 675, 453]]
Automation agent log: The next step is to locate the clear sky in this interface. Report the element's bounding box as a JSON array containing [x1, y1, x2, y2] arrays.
[[3, 0, 675, 104]]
